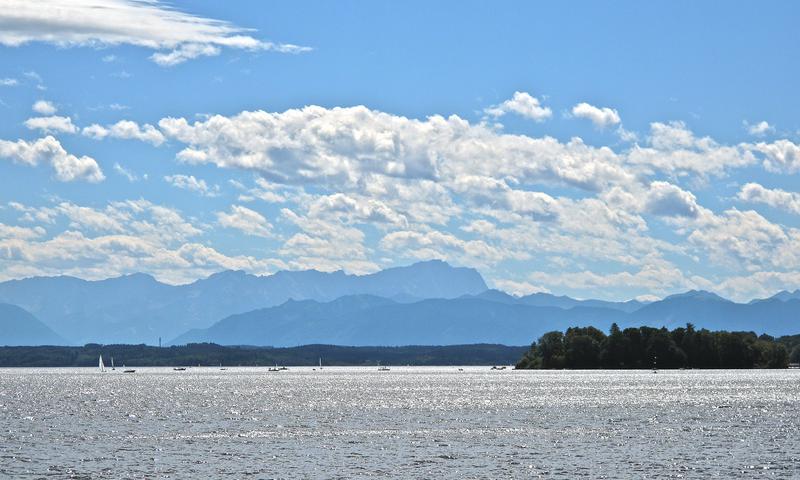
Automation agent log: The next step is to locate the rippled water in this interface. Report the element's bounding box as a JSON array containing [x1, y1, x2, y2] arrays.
[[1, 367, 798, 478]]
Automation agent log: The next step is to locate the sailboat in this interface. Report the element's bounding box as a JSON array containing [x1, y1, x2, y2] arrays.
[[319, 358, 323, 370], [111, 357, 115, 371], [99, 355, 106, 373]]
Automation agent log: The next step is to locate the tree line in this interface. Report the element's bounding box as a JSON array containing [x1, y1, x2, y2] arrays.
[[0, 343, 527, 367], [516, 324, 800, 369]]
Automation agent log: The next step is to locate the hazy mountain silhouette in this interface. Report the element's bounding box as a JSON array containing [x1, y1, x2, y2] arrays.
[[627, 290, 800, 335], [174, 288, 800, 347], [0, 303, 66, 346], [0, 260, 487, 344], [171, 295, 623, 346], [465, 289, 647, 312], [1, 261, 798, 346]]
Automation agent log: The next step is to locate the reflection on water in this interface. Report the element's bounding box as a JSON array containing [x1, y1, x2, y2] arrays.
[[1, 367, 798, 478]]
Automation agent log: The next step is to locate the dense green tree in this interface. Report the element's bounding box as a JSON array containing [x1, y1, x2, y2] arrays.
[[791, 345, 800, 364], [600, 323, 627, 368], [537, 331, 567, 369]]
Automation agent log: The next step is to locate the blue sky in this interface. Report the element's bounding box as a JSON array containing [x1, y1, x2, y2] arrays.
[[0, 0, 799, 301]]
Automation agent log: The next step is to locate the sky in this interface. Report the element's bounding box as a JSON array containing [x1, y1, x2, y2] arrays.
[[0, 0, 799, 302]]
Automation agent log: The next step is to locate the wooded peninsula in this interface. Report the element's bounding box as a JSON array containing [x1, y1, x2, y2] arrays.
[[516, 324, 800, 369]]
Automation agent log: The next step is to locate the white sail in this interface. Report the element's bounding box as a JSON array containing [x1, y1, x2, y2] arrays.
[[99, 355, 106, 372]]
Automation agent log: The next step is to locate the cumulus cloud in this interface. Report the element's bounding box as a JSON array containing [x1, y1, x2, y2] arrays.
[[737, 183, 800, 215], [216, 205, 273, 238], [83, 120, 165, 146], [157, 105, 630, 193], [492, 279, 550, 296], [32, 100, 56, 115], [0, 199, 283, 284], [0, 0, 312, 66], [644, 181, 700, 218], [628, 121, 756, 178], [0, 135, 104, 182], [687, 208, 798, 271], [484, 91, 552, 121], [0, 78, 18, 86], [163, 174, 219, 197], [24, 115, 78, 134], [571, 102, 621, 128], [0, 223, 46, 240], [750, 139, 800, 173], [745, 120, 774, 137], [4, 97, 800, 300]]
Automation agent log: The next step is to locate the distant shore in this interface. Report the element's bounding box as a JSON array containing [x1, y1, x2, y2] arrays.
[[0, 343, 528, 368]]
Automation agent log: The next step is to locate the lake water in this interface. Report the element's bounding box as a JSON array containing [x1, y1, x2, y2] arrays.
[[1, 367, 798, 478]]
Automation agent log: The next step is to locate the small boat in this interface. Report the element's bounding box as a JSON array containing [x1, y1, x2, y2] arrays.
[[173, 367, 187, 371], [377, 361, 390, 371], [123, 369, 136, 374], [111, 357, 115, 371], [319, 357, 323, 370], [490, 366, 506, 371], [99, 355, 106, 373]]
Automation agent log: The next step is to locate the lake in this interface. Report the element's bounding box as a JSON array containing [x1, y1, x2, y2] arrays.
[[1, 367, 798, 478]]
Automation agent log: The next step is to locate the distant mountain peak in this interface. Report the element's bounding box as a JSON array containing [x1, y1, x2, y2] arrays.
[[663, 290, 728, 302], [767, 289, 800, 302]]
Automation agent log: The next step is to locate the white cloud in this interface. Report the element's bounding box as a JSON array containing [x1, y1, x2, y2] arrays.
[[24, 115, 78, 134], [745, 120, 774, 137], [644, 181, 700, 218], [216, 205, 273, 238], [0, 198, 286, 284], [527, 262, 701, 298], [687, 208, 799, 271], [0, 223, 46, 240], [32, 100, 56, 115], [0, 0, 311, 66], [157, 105, 630, 193], [571, 102, 621, 128], [628, 121, 756, 178], [750, 139, 800, 173], [0, 78, 18, 86], [492, 279, 550, 296], [0, 135, 104, 182], [484, 91, 552, 121], [82, 120, 165, 146], [113, 162, 139, 182], [737, 183, 800, 215], [163, 174, 219, 197]]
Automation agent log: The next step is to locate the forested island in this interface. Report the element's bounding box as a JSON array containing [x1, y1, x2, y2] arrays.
[[0, 343, 526, 367], [516, 324, 800, 369]]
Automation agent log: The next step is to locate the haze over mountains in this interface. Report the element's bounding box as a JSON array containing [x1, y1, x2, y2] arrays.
[[0, 260, 798, 346]]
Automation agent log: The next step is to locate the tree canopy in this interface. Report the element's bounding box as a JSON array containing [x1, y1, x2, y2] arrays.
[[516, 324, 793, 369]]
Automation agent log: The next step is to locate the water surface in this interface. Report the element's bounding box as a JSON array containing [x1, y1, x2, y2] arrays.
[[1, 367, 798, 478]]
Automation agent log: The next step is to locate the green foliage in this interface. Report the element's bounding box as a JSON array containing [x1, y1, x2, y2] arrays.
[[518, 324, 794, 369]]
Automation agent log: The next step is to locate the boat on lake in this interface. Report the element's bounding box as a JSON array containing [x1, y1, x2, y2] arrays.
[[99, 355, 106, 373]]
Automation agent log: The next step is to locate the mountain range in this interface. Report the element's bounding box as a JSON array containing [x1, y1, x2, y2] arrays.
[[0, 260, 798, 346]]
